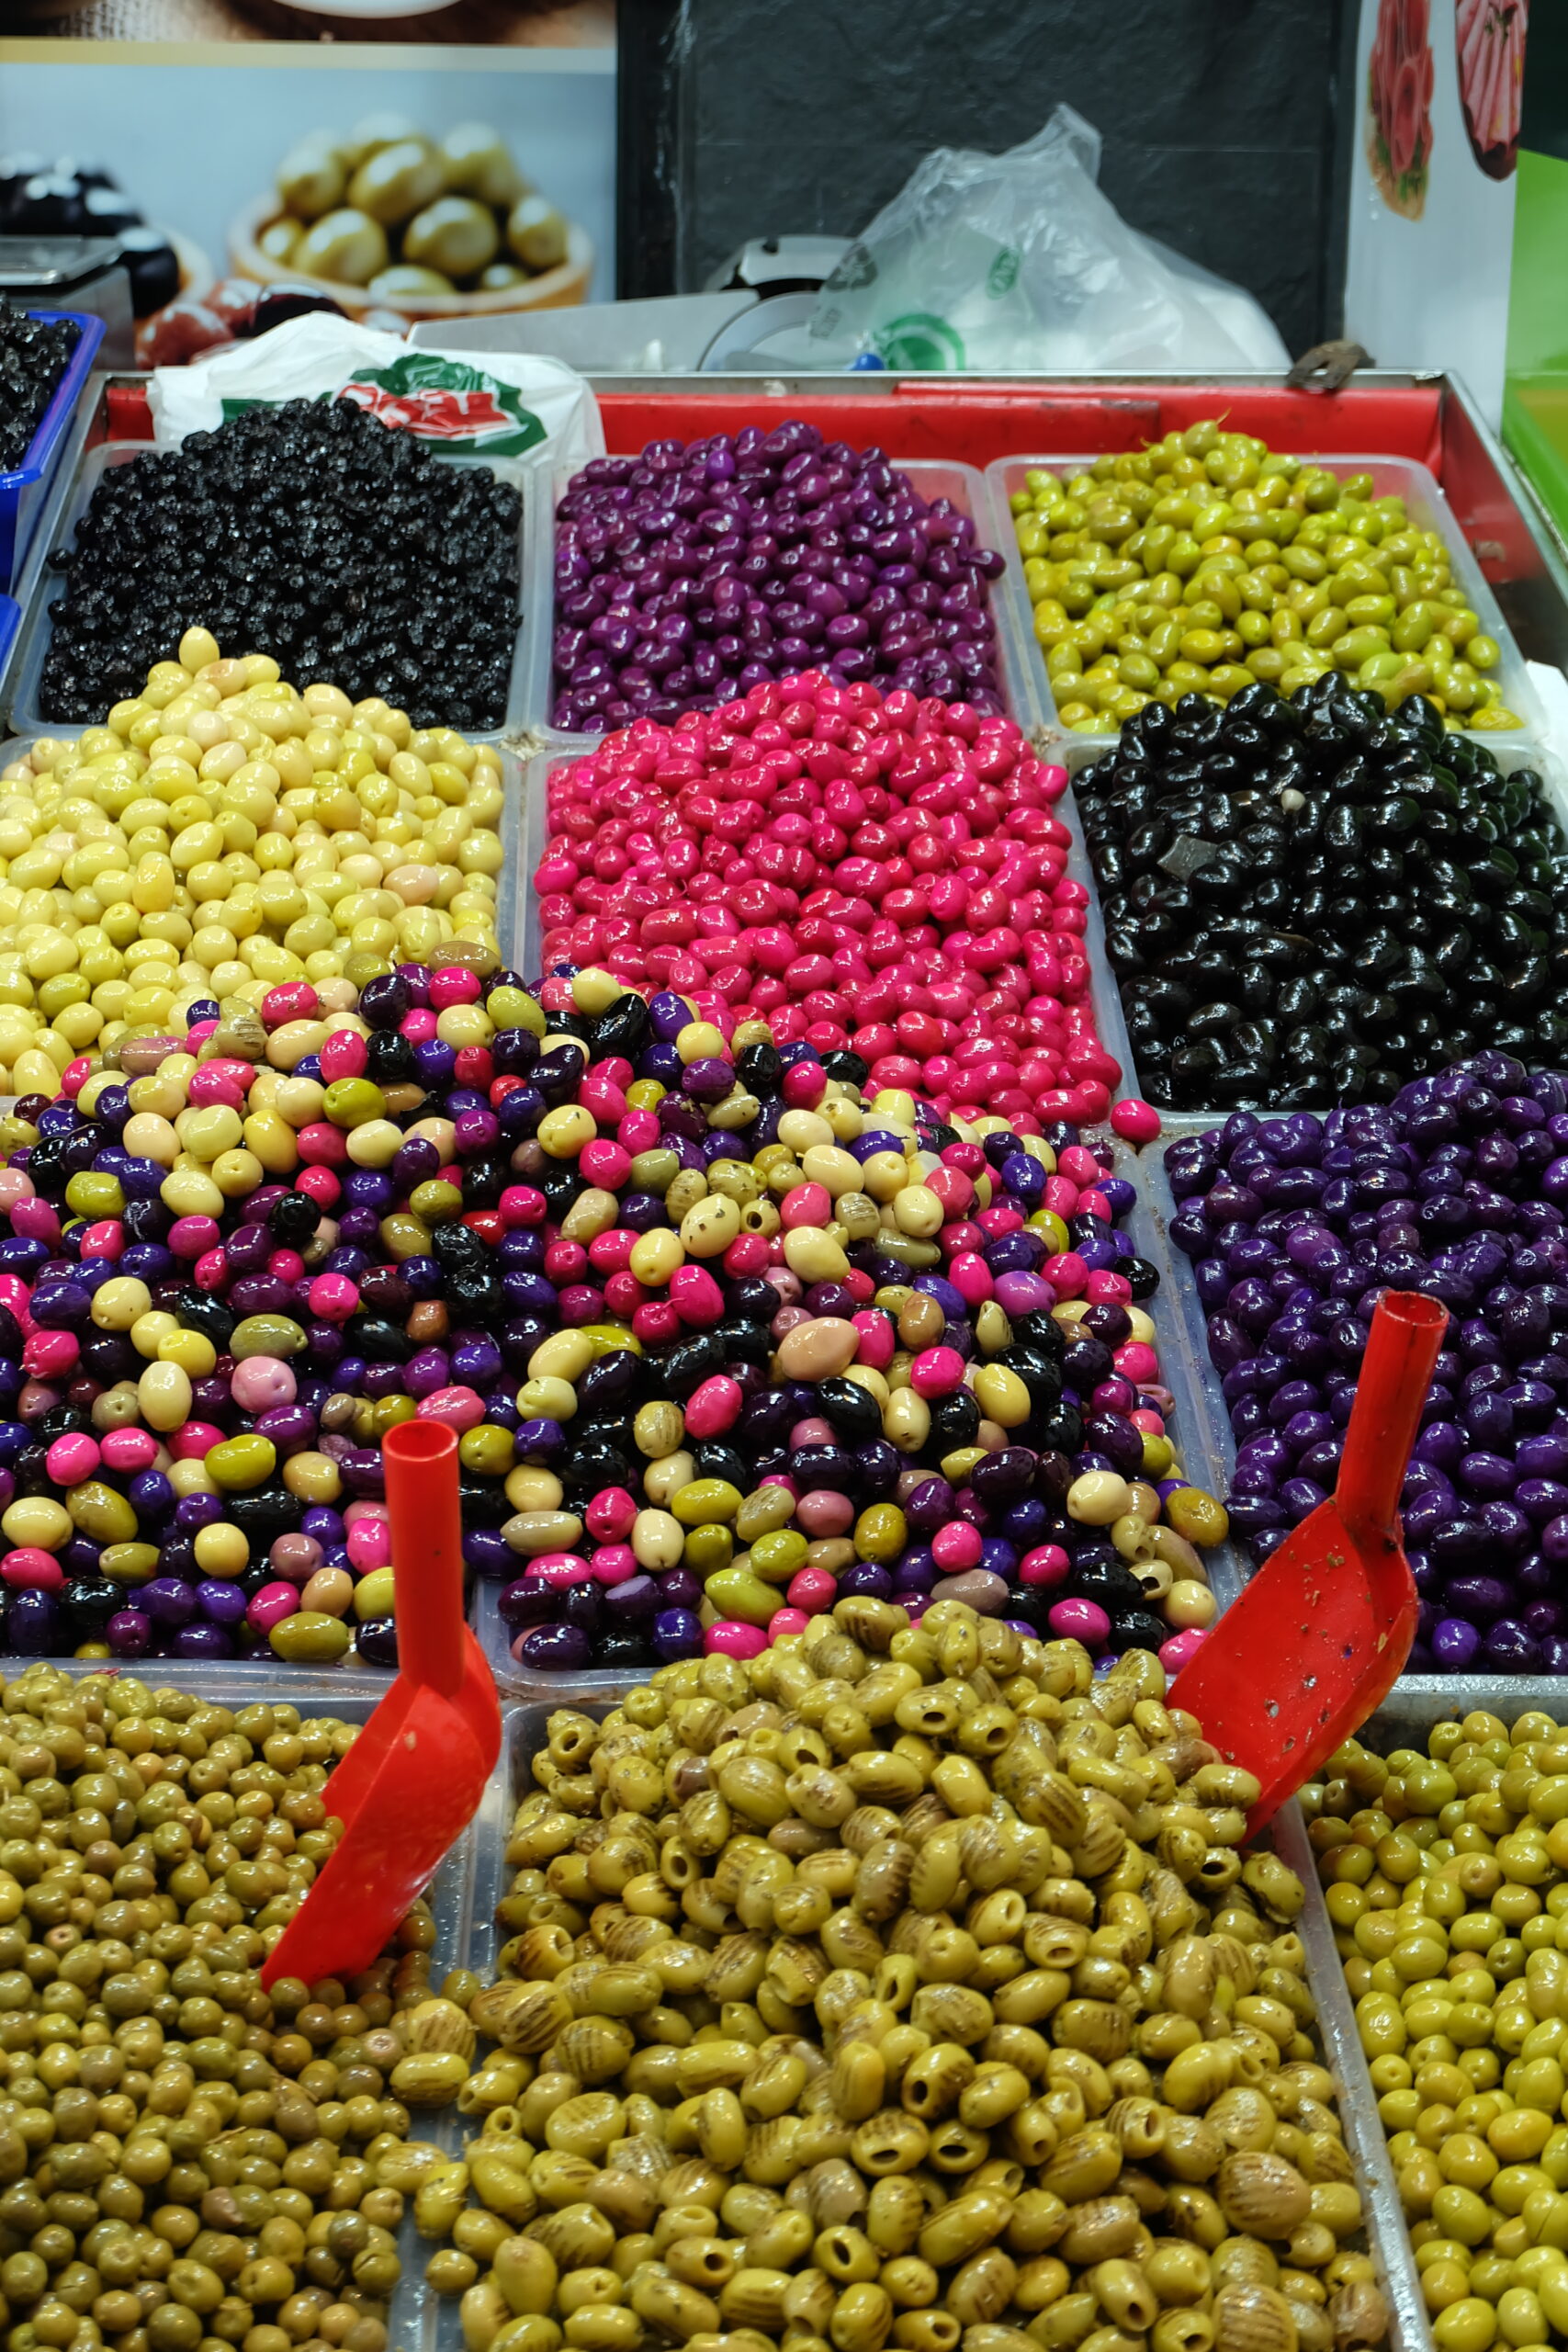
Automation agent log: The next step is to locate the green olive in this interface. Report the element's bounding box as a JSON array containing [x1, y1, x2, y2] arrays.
[[275, 138, 346, 222], [258, 217, 304, 264], [403, 196, 500, 280], [368, 264, 457, 302], [348, 139, 446, 228], [294, 208, 390, 288], [440, 122, 528, 210], [507, 195, 569, 273], [340, 111, 422, 170], [478, 263, 529, 291]]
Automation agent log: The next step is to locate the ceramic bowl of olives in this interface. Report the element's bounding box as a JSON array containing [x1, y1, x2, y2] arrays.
[[231, 114, 592, 319]]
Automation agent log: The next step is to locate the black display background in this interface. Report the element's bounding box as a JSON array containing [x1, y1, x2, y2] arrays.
[[616, 0, 1357, 357]]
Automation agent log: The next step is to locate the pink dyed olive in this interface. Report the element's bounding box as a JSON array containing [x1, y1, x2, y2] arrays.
[[1115, 1341, 1160, 1384], [308, 1273, 359, 1321], [537, 1553, 593, 1589], [231, 1355, 297, 1413], [246, 1581, 301, 1632], [428, 967, 481, 1009], [684, 1375, 742, 1438], [1043, 1251, 1089, 1296], [946, 1254, 993, 1306], [769, 1607, 809, 1641], [1020, 1544, 1070, 1586], [45, 1433, 99, 1485], [1057, 1145, 1102, 1186], [780, 1182, 832, 1230], [1160, 1628, 1208, 1673], [580, 1139, 631, 1188], [590, 1545, 637, 1585], [931, 1520, 982, 1572], [1111, 1096, 1162, 1145], [796, 1489, 856, 1538], [1050, 1596, 1111, 1645], [320, 1029, 368, 1082], [909, 1346, 965, 1398], [100, 1428, 157, 1473], [169, 1216, 221, 1259], [787, 1566, 838, 1611], [586, 1487, 637, 1542], [24, 1332, 77, 1380], [669, 1265, 725, 1325], [261, 982, 319, 1028], [852, 1312, 896, 1370], [345, 1520, 391, 1571], [417, 1384, 487, 1430], [1084, 1270, 1133, 1305], [789, 1419, 837, 1449], [2, 1549, 63, 1590], [705, 1620, 768, 1658]]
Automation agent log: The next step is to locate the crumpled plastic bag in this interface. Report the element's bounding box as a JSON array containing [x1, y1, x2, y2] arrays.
[[148, 312, 604, 467], [806, 107, 1291, 373]]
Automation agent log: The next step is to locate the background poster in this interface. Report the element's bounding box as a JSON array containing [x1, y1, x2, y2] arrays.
[[0, 4, 616, 345], [1343, 0, 1525, 425]]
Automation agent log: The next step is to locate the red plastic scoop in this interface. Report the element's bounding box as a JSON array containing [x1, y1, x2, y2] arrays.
[[261, 1419, 500, 1989], [1168, 1288, 1447, 1835]]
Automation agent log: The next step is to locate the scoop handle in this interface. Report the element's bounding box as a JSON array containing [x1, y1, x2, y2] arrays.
[[1336, 1289, 1448, 1540], [383, 1419, 465, 1697]]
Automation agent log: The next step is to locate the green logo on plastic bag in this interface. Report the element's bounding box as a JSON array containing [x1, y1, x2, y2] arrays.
[[873, 313, 966, 371], [220, 354, 547, 457], [987, 246, 1021, 299]]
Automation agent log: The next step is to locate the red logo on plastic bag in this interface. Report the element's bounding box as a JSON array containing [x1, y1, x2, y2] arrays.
[[341, 379, 513, 438]]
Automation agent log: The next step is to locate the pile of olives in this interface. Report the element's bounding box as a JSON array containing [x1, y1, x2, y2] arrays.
[[263, 118, 571, 304]]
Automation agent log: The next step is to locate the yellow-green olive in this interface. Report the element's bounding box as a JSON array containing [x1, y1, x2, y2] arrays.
[[349, 138, 446, 226], [294, 208, 390, 288], [507, 196, 570, 271], [403, 196, 502, 280]]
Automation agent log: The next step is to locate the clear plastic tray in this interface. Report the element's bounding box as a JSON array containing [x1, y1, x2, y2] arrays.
[[6, 437, 530, 747], [482, 1696, 1427, 2352], [478, 1131, 1247, 1697], [520, 453, 1037, 751], [0, 727, 529, 978], [0, 1662, 477, 2352], [987, 448, 1550, 767], [1067, 720, 1568, 1129]]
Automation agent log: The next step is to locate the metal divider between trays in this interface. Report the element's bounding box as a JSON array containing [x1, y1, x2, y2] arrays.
[[6, 439, 534, 749], [477, 1698, 1432, 2352], [517, 455, 1042, 748]]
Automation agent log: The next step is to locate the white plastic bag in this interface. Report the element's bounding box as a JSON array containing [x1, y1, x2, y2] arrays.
[[806, 107, 1291, 373], [148, 313, 604, 467]]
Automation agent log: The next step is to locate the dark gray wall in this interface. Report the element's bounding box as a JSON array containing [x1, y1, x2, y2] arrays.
[[620, 0, 1351, 356]]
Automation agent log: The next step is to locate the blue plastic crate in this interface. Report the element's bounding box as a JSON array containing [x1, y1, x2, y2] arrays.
[[0, 309, 106, 594]]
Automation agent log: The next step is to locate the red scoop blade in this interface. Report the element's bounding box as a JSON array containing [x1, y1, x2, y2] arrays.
[[262, 1692, 489, 1986]]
